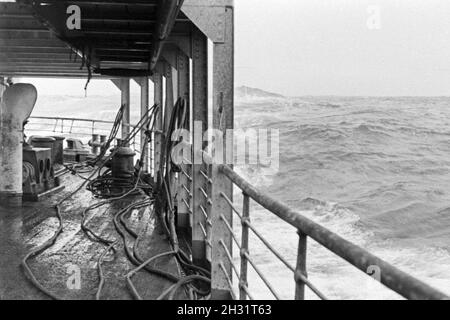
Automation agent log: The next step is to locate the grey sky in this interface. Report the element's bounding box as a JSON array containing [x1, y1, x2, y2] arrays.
[[19, 0, 450, 96]]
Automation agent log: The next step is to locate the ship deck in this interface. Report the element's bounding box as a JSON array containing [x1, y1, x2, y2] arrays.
[[0, 171, 186, 300]]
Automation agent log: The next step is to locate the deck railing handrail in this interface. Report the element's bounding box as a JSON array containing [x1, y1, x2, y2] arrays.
[[29, 116, 116, 125], [218, 163, 448, 300], [193, 151, 449, 300], [29, 116, 137, 129], [25, 115, 146, 161]]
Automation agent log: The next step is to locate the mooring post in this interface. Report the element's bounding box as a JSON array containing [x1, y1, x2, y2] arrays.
[[191, 27, 210, 269], [176, 49, 192, 233], [209, 4, 235, 300]]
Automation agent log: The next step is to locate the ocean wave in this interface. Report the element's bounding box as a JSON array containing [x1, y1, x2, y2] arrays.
[[353, 124, 392, 138]]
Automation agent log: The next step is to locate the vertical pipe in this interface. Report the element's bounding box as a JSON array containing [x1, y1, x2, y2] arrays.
[[176, 50, 191, 232], [121, 78, 131, 145], [164, 62, 175, 132], [192, 27, 209, 268], [240, 193, 250, 300], [295, 231, 308, 300], [153, 71, 163, 183], [164, 62, 177, 205], [140, 77, 149, 172], [210, 5, 235, 300]]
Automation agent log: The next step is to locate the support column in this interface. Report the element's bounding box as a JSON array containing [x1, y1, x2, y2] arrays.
[[135, 77, 149, 172], [153, 68, 163, 182], [112, 78, 130, 145], [0, 84, 37, 207], [176, 50, 191, 232], [163, 62, 178, 207], [191, 27, 210, 268], [210, 5, 235, 300]]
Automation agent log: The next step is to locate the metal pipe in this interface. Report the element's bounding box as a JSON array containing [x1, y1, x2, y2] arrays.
[[244, 252, 281, 300], [140, 77, 149, 172], [150, 0, 185, 70], [295, 231, 308, 300], [240, 193, 250, 300], [219, 164, 448, 300]]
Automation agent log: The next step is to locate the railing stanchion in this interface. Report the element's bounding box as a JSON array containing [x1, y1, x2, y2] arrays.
[[240, 193, 250, 300], [295, 231, 308, 300]]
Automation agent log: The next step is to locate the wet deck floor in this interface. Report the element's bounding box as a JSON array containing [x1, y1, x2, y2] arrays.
[[0, 173, 186, 300]]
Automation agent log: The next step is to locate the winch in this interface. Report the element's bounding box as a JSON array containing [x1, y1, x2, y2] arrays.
[[22, 136, 65, 201]]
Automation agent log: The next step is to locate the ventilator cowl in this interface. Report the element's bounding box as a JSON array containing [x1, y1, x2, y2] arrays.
[[0, 83, 38, 207]]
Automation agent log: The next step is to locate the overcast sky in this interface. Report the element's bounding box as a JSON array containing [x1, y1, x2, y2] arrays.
[[19, 0, 450, 96]]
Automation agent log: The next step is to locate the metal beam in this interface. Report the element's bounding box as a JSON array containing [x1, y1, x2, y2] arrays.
[[210, 3, 234, 301], [176, 49, 191, 231], [0, 72, 103, 79], [134, 77, 150, 172], [191, 26, 209, 268], [27, 0, 160, 6], [150, 0, 185, 70]]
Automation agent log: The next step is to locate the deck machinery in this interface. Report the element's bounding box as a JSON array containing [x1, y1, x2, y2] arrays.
[[0, 0, 235, 300]]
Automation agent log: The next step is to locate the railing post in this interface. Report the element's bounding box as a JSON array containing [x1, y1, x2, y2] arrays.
[[192, 26, 210, 269], [295, 231, 308, 300], [240, 193, 250, 300]]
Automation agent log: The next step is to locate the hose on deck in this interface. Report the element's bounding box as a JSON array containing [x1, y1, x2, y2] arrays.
[[22, 99, 212, 300], [21, 104, 159, 300], [125, 98, 211, 301]]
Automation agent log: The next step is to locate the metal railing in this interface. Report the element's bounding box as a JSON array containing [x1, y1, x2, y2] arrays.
[[176, 151, 449, 300], [26, 116, 145, 159]]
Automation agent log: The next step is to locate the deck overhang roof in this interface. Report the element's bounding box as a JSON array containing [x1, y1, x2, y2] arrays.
[[0, 0, 191, 78]]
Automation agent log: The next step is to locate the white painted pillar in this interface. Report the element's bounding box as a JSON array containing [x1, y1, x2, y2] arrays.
[[0, 84, 37, 207], [153, 69, 163, 182], [135, 77, 149, 171], [112, 78, 131, 146]]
